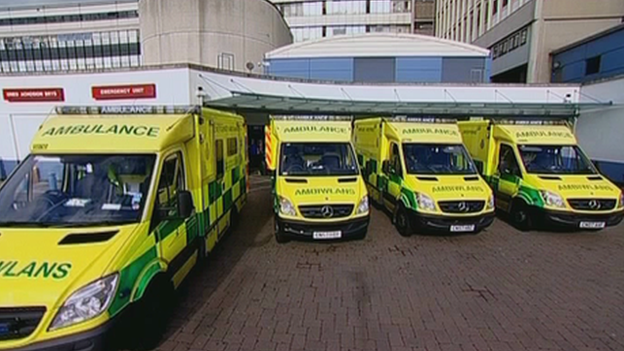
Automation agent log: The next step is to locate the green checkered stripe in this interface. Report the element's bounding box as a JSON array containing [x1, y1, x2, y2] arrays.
[[484, 174, 544, 208], [107, 167, 247, 317]]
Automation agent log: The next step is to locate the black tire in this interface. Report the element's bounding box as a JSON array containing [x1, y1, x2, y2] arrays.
[[274, 218, 290, 244], [134, 276, 175, 351], [395, 206, 413, 237], [229, 206, 240, 234], [511, 200, 532, 232]]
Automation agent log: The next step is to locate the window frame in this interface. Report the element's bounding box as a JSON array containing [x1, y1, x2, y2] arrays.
[[216, 139, 225, 180], [498, 143, 522, 178]]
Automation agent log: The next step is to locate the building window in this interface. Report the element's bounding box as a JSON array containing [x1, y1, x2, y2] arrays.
[[0, 30, 141, 73], [0, 11, 138, 27], [493, 0, 498, 14], [585, 56, 601, 75], [218, 53, 235, 70]]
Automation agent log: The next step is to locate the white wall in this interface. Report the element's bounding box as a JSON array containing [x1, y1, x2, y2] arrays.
[[0, 67, 191, 176], [576, 77, 624, 183]]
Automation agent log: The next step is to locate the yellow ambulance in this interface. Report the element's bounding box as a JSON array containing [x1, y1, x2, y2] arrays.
[[0, 105, 248, 350], [265, 116, 369, 243], [354, 117, 495, 236], [458, 119, 624, 231]]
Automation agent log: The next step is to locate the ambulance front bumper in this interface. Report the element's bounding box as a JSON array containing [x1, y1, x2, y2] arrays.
[[277, 215, 369, 240], [6, 318, 114, 351], [409, 211, 496, 233], [533, 207, 624, 229]]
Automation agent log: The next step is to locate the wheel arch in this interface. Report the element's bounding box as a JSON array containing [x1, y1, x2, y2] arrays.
[[132, 259, 168, 301]]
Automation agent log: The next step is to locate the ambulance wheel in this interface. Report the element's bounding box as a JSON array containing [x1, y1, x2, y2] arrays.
[[275, 218, 290, 244], [229, 206, 240, 234], [395, 206, 412, 237], [511, 200, 532, 232], [135, 276, 175, 350]]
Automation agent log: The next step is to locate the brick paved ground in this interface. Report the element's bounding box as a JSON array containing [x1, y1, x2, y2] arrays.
[[151, 176, 624, 351]]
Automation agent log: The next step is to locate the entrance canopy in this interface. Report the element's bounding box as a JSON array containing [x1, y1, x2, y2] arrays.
[[196, 68, 611, 118]]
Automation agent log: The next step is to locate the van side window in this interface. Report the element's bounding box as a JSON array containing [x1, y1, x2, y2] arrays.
[[156, 152, 186, 217], [216, 139, 225, 179], [499, 144, 521, 177], [227, 137, 238, 157], [390, 143, 403, 175]]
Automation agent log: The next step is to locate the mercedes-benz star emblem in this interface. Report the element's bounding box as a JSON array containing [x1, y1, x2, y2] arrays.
[[321, 206, 334, 218], [457, 202, 468, 212], [588, 200, 600, 210]]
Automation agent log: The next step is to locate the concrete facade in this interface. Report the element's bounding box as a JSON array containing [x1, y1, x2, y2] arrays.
[[436, 0, 624, 83], [269, 0, 435, 42], [0, 0, 141, 73], [139, 0, 292, 74]]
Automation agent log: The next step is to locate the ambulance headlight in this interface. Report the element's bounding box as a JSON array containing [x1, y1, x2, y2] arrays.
[[619, 192, 624, 209], [416, 193, 436, 211], [540, 190, 565, 208], [487, 195, 495, 210], [50, 274, 119, 330], [279, 196, 296, 216], [357, 196, 369, 214]]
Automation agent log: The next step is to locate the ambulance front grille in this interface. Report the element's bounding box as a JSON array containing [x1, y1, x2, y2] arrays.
[[299, 204, 354, 219], [438, 200, 485, 214], [568, 199, 616, 211], [0, 307, 46, 341]]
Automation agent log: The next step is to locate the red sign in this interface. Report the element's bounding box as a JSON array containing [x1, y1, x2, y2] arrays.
[[92, 84, 156, 100], [3, 88, 65, 102]]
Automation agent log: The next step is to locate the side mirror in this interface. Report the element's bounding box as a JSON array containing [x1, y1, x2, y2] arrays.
[[177, 191, 194, 218]]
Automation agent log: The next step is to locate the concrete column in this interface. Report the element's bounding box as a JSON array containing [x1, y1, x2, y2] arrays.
[[526, 0, 544, 83]]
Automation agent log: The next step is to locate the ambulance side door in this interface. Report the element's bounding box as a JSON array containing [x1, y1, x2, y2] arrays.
[[152, 150, 190, 272], [382, 142, 404, 211], [493, 143, 522, 211]]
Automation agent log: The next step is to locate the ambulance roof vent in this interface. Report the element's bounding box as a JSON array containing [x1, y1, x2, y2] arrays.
[[58, 230, 118, 245]]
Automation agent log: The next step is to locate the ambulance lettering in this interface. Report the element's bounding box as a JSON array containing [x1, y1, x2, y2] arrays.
[[0, 261, 72, 280], [558, 184, 612, 191], [432, 185, 484, 193], [402, 128, 459, 136], [41, 125, 160, 138], [294, 188, 357, 196], [283, 126, 348, 134], [515, 130, 573, 139]]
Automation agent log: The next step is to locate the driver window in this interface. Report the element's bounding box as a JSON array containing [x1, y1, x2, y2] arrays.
[[12, 161, 63, 205], [156, 152, 186, 217], [390, 143, 403, 175], [499, 144, 521, 177]]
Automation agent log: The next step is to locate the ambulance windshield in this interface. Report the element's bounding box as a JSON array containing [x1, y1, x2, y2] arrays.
[[0, 154, 156, 227], [279, 142, 359, 176], [403, 143, 478, 175], [518, 145, 597, 175]]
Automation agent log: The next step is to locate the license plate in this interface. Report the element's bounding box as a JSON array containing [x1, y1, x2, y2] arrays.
[[313, 231, 342, 239], [450, 225, 475, 232], [580, 221, 606, 229]]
